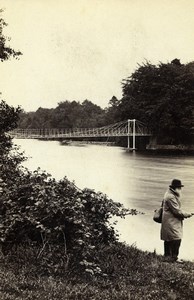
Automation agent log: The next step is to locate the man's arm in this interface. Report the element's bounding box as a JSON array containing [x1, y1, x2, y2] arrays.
[[166, 198, 191, 219]]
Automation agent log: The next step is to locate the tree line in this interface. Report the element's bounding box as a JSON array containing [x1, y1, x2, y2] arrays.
[[18, 99, 108, 129]]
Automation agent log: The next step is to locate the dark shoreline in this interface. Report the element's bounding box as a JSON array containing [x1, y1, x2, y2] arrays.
[[145, 144, 194, 155]]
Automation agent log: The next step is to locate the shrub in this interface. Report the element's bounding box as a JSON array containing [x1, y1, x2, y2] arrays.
[[0, 164, 138, 274]]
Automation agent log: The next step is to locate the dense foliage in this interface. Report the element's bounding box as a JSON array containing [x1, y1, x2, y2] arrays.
[[0, 162, 136, 274], [118, 59, 194, 144], [18, 100, 107, 129]]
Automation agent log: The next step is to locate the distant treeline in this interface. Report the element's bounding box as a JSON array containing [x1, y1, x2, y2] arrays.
[[18, 59, 194, 145], [18, 99, 109, 129]]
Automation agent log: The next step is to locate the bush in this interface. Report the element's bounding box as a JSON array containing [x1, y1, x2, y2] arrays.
[[0, 164, 138, 274]]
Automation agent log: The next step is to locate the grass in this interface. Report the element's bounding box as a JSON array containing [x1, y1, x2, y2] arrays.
[[0, 243, 194, 300]]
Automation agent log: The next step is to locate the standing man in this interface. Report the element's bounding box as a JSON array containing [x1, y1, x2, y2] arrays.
[[161, 179, 193, 262]]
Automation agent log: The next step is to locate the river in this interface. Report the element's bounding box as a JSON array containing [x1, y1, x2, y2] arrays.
[[14, 139, 194, 261]]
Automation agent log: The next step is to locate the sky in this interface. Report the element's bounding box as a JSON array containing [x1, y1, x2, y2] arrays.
[[0, 0, 194, 112]]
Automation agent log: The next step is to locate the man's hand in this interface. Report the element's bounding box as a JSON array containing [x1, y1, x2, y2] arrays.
[[184, 213, 193, 218]]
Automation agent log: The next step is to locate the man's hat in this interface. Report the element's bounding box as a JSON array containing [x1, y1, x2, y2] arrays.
[[169, 179, 184, 189]]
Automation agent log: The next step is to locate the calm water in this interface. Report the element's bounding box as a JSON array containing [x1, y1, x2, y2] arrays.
[[15, 139, 194, 261]]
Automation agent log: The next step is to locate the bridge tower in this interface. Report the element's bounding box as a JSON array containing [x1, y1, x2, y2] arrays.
[[127, 119, 136, 151]]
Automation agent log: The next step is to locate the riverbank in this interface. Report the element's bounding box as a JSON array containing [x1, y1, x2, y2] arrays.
[[1, 242, 194, 300], [146, 144, 194, 154]]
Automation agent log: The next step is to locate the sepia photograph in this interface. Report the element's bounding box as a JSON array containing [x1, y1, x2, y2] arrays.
[[0, 0, 194, 299]]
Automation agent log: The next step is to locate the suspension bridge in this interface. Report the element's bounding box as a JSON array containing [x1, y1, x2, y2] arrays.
[[9, 119, 152, 150]]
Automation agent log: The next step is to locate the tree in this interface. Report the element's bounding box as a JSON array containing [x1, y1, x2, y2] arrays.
[[0, 10, 22, 165], [120, 60, 194, 144], [81, 100, 105, 127], [0, 10, 22, 61], [104, 96, 121, 125], [0, 11, 23, 180], [0, 10, 22, 150]]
